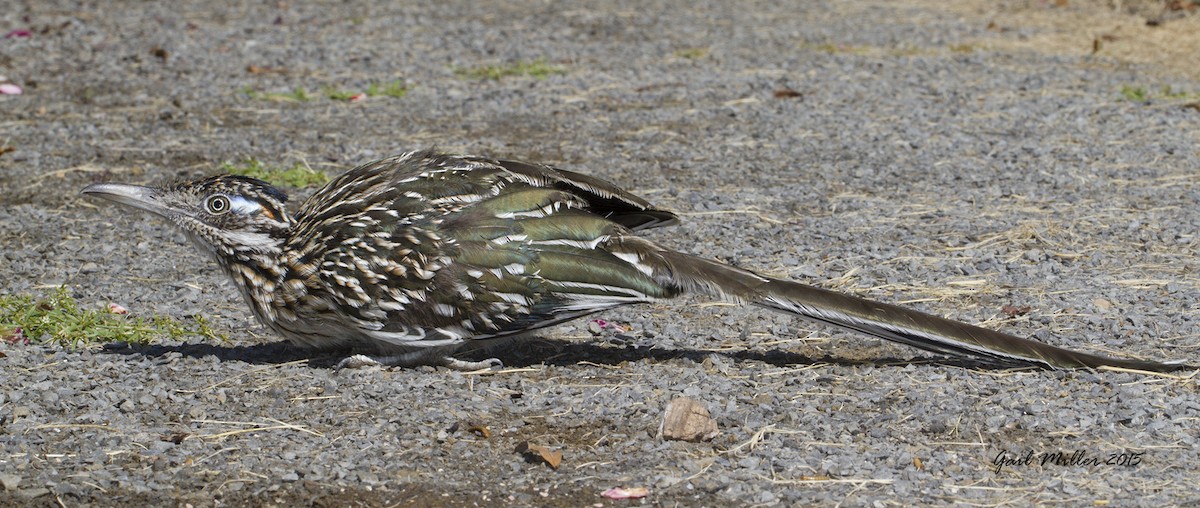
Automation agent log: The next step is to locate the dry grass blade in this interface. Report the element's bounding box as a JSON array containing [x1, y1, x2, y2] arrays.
[[1099, 365, 1196, 380], [27, 424, 119, 433], [193, 359, 311, 392], [719, 424, 806, 456], [755, 474, 895, 486], [681, 208, 785, 224], [193, 418, 323, 439], [462, 366, 541, 375]]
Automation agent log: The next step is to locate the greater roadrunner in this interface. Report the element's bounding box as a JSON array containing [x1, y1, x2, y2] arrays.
[[82, 149, 1189, 372]]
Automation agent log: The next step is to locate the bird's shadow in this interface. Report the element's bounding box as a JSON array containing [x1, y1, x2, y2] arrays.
[[100, 337, 1011, 371]]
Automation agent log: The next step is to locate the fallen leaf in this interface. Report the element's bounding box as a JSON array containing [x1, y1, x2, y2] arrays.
[[1183, 102, 1200, 112], [1168, 0, 1197, 11], [162, 432, 189, 444], [0, 146, 15, 156], [1001, 305, 1031, 317], [601, 487, 649, 500], [589, 319, 634, 334], [773, 88, 802, 99], [515, 441, 562, 469], [150, 47, 169, 61], [451, 420, 491, 438], [2, 327, 27, 345], [659, 396, 719, 442], [246, 65, 287, 74], [1093, 298, 1113, 311], [913, 456, 924, 470]]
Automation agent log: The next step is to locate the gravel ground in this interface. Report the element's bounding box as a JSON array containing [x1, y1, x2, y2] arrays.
[[2, 1, 1199, 506]]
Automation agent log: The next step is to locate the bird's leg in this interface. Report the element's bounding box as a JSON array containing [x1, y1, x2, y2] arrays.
[[334, 352, 503, 371]]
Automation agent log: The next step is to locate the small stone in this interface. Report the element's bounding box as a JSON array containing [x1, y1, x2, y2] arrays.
[[659, 397, 719, 442], [0, 473, 20, 490], [17, 487, 50, 499]]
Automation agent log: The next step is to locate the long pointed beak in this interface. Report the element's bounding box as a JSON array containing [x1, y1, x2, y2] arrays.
[[81, 183, 173, 218]]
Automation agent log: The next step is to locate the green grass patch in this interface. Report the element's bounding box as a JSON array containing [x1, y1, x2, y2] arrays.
[[243, 86, 314, 102], [322, 80, 408, 100], [250, 80, 409, 102], [1120, 85, 1149, 102], [365, 80, 409, 98], [321, 86, 358, 101], [221, 158, 329, 188], [1120, 85, 1200, 102], [455, 58, 566, 80], [0, 286, 226, 348], [1158, 85, 1197, 99]]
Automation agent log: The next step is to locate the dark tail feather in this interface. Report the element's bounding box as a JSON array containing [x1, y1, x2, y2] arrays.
[[650, 248, 1192, 372]]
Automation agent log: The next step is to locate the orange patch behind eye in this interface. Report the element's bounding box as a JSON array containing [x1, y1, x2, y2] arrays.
[[260, 208, 278, 221]]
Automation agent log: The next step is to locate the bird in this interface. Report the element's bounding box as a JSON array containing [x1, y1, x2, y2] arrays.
[[81, 149, 1190, 372]]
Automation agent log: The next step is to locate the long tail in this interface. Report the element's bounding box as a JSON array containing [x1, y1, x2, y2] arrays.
[[615, 238, 1192, 372]]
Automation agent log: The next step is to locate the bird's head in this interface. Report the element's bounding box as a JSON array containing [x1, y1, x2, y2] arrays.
[[82, 175, 294, 259]]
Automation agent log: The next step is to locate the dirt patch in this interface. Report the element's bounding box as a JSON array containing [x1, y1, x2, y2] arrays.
[[931, 0, 1200, 81], [2, 0, 1198, 506]]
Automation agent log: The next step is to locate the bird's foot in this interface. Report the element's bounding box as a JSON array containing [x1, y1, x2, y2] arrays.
[[439, 356, 504, 371], [333, 353, 503, 371], [334, 354, 384, 370]]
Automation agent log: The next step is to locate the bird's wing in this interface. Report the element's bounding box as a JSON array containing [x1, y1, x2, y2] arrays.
[[489, 158, 681, 231], [285, 151, 681, 351]]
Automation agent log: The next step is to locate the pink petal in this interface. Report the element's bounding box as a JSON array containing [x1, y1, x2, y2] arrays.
[[3, 327, 27, 345], [106, 302, 129, 315], [4, 29, 32, 39], [0, 84, 22, 95], [601, 487, 649, 500], [348, 93, 367, 102]]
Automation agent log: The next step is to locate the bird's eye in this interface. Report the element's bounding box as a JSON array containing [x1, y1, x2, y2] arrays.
[[206, 195, 231, 214]]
